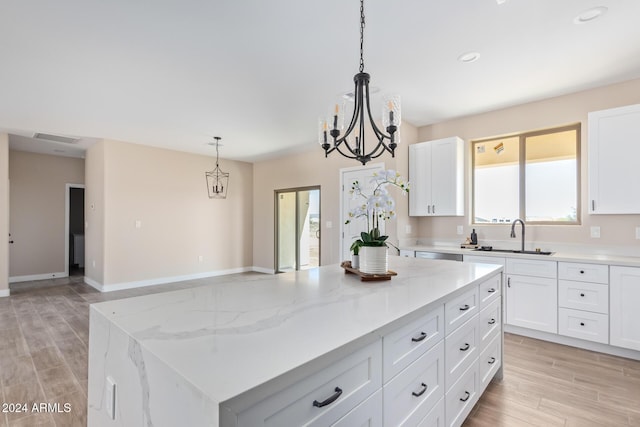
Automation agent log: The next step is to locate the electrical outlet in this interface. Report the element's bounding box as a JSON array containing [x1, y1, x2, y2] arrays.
[[198, 255, 204, 263], [405, 224, 412, 234], [636, 227, 640, 240], [326, 221, 333, 229], [105, 377, 116, 420], [456, 225, 463, 235], [590, 226, 601, 238], [135, 220, 142, 229]]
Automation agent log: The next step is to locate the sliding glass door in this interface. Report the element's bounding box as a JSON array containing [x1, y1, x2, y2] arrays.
[[276, 187, 320, 272]]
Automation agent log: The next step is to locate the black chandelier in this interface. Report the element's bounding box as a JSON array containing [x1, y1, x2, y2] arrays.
[[205, 137, 229, 199], [319, 0, 401, 165]]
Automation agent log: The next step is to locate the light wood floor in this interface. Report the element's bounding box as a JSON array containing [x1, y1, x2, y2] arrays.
[[1, 276, 639, 426]]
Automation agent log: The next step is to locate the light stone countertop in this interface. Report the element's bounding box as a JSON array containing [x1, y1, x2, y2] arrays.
[[402, 244, 640, 267], [89, 256, 502, 408]]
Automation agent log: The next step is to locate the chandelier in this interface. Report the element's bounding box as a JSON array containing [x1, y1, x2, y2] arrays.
[[319, 0, 401, 165], [205, 137, 229, 199]]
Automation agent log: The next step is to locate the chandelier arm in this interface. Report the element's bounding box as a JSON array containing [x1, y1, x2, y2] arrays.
[[334, 78, 364, 147]]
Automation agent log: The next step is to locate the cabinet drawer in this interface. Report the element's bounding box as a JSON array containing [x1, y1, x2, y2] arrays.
[[416, 396, 444, 427], [463, 255, 505, 266], [445, 287, 479, 335], [479, 298, 501, 350], [478, 274, 501, 309], [559, 280, 609, 314], [383, 306, 444, 383], [383, 341, 444, 427], [445, 362, 478, 427], [506, 258, 557, 278], [559, 308, 609, 344], [479, 334, 501, 393], [332, 389, 382, 427], [237, 340, 382, 427], [558, 262, 608, 284], [445, 315, 479, 391]]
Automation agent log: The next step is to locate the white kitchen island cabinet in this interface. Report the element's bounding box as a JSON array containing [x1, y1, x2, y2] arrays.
[[610, 266, 640, 351], [87, 257, 502, 427]]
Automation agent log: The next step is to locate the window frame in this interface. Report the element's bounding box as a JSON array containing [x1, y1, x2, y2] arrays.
[[471, 123, 581, 226]]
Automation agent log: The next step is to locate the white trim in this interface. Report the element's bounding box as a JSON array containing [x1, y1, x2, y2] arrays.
[[504, 324, 640, 361], [252, 266, 275, 274], [9, 272, 67, 283], [0, 289, 10, 297], [85, 267, 257, 293], [65, 183, 85, 277]]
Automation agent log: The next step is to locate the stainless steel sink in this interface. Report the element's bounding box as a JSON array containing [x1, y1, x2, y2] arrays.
[[474, 247, 553, 255]]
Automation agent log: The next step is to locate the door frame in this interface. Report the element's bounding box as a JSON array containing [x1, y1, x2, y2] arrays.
[[274, 185, 321, 273], [339, 163, 384, 261], [65, 183, 85, 277]]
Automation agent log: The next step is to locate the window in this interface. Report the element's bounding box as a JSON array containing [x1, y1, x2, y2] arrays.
[[472, 124, 580, 224]]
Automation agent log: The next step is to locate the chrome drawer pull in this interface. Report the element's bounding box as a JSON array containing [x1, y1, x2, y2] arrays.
[[460, 343, 470, 351], [313, 387, 342, 408], [411, 332, 427, 342], [460, 391, 471, 402], [488, 357, 496, 365], [459, 304, 470, 311], [412, 382, 428, 397]]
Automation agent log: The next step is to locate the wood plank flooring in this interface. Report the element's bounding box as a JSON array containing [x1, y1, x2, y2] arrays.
[[1, 275, 639, 426]]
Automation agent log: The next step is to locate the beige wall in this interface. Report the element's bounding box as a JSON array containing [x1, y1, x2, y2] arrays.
[[86, 140, 253, 287], [0, 134, 8, 295], [416, 78, 640, 249], [85, 141, 106, 285], [8, 150, 84, 278], [253, 123, 418, 271]]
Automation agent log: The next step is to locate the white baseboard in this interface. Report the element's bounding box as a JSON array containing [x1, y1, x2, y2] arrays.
[[504, 324, 640, 361], [9, 272, 67, 283], [0, 289, 10, 297], [86, 267, 260, 293]]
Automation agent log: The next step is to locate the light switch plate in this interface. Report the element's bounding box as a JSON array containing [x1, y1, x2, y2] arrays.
[[326, 221, 333, 229], [135, 220, 142, 229], [636, 227, 640, 240], [456, 225, 463, 235], [590, 226, 601, 238], [105, 376, 116, 420], [405, 224, 412, 234]]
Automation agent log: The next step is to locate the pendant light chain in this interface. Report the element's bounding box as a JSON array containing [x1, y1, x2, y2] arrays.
[[359, 0, 365, 73]]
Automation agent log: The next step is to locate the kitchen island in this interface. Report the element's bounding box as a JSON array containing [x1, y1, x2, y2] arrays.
[[88, 256, 503, 426]]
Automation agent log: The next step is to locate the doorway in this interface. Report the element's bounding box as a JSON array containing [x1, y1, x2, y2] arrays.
[[65, 184, 85, 277], [275, 186, 320, 273]]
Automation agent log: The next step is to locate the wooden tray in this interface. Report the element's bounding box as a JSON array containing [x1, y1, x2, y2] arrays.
[[341, 261, 397, 281]]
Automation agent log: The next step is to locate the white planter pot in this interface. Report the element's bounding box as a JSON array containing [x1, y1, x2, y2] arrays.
[[351, 254, 360, 270], [360, 246, 388, 274]]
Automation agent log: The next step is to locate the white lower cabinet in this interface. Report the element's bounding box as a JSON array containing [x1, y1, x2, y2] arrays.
[[383, 341, 444, 427], [236, 340, 382, 427], [610, 266, 640, 351], [416, 397, 445, 427], [558, 308, 609, 344], [445, 362, 478, 427], [479, 334, 502, 392], [332, 389, 382, 427], [444, 315, 479, 391], [506, 274, 557, 333]]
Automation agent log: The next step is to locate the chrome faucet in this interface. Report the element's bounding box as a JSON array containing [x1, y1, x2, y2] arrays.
[[510, 219, 525, 252]]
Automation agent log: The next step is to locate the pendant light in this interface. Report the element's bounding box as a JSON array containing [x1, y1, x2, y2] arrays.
[[319, 0, 401, 165], [205, 137, 229, 199]]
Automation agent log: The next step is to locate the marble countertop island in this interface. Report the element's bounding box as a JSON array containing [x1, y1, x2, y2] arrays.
[[87, 256, 502, 426]]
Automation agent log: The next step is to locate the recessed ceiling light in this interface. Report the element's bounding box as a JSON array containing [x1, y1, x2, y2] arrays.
[[496, 0, 509, 5], [457, 52, 480, 63], [574, 6, 608, 24]]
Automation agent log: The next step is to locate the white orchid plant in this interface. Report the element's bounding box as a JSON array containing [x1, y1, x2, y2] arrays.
[[345, 169, 409, 250]]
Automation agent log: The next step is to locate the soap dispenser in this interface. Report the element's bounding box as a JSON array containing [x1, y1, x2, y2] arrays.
[[470, 229, 478, 245]]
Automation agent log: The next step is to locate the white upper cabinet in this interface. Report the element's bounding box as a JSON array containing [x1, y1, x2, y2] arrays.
[[588, 103, 640, 214], [409, 137, 464, 216]]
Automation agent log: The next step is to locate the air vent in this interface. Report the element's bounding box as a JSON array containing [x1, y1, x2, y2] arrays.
[[33, 133, 80, 144]]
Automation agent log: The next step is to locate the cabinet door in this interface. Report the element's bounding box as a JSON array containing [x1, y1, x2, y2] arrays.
[[409, 142, 431, 216], [506, 274, 557, 333], [430, 137, 464, 216], [610, 266, 640, 351], [588, 103, 640, 214]]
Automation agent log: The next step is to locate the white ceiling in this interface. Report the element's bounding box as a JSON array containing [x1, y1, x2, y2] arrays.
[[1, 0, 640, 162]]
